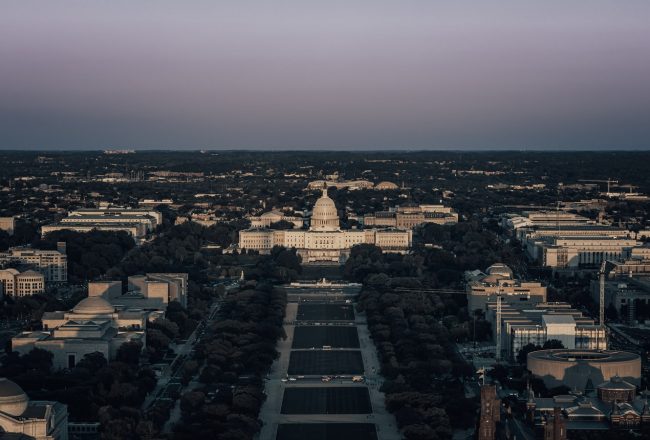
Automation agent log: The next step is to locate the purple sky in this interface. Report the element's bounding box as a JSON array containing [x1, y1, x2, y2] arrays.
[[1, 0, 649, 150]]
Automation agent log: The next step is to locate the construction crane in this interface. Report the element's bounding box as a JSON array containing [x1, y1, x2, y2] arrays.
[[618, 184, 638, 194], [598, 260, 608, 350], [496, 293, 502, 362], [578, 179, 619, 195]]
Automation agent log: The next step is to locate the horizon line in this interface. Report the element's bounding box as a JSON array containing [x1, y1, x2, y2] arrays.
[[1, 147, 649, 153]]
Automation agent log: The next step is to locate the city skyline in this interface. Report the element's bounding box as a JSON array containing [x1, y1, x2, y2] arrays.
[[2, 0, 649, 150]]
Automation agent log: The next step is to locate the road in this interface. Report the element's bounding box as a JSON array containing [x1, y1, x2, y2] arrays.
[[142, 299, 222, 412]]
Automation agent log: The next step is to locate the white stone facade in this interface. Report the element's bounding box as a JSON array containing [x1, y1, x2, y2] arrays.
[[239, 186, 411, 263]]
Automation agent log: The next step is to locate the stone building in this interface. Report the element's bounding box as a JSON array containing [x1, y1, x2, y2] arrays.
[[478, 385, 500, 440], [527, 349, 641, 392], [248, 210, 304, 228], [87, 273, 188, 309], [0, 245, 68, 283], [0, 377, 68, 439], [485, 302, 607, 359], [363, 203, 458, 229], [0, 217, 15, 235], [465, 263, 547, 312], [0, 269, 45, 297], [239, 185, 411, 263], [42, 207, 161, 239], [12, 296, 155, 370]]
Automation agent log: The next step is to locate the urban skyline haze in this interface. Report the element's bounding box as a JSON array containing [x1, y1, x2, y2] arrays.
[[1, 0, 649, 150]]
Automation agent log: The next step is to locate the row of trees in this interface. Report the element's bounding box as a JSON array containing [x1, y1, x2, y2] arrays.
[[172, 283, 287, 439], [32, 229, 135, 283], [358, 284, 472, 440], [0, 343, 155, 429], [347, 222, 528, 439]]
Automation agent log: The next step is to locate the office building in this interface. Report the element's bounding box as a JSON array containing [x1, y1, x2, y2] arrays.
[[0, 269, 45, 297], [0, 245, 67, 282], [42, 207, 161, 239], [364, 203, 458, 229], [306, 179, 374, 190], [485, 302, 606, 360], [248, 210, 304, 228]]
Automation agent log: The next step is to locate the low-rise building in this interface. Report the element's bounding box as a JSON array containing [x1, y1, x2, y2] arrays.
[[465, 263, 547, 312], [42, 207, 161, 239], [374, 181, 399, 190], [12, 296, 155, 370], [527, 349, 641, 392], [248, 210, 304, 228], [485, 301, 606, 359], [364, 203, 458, 228], [0, 216, 15, 235], [0, 377, 68, 440], [127, 273, 188, 308], [504, 211, 640, 269], [306, 179, 374, 190], [88, 273, 188, 309], [526, 382, 650, 434], [0, 245, 67, 282], [538, 237, 639, 268], [502, 211, 594, 233], [0, 268, 45, 297]]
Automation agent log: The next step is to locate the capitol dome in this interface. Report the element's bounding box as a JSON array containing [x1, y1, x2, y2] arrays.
[[310, 184, 340, 231], [72, 296, 115, 315], [0, 378, 29, 417]]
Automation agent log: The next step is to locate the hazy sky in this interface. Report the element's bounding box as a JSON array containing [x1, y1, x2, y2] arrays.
[[1, 1, 649, 150]]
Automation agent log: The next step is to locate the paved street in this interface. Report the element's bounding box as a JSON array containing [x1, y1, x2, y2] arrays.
[[142, 300, 221, 412]]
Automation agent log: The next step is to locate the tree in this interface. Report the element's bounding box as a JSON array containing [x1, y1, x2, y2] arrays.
[[542, 339, 564, 349], [517, 343, 541, 365], [180, 391, 205, 414], [116, 341, 142, 365], [76, 352, 108, 374], [22, 348, 53, 373]]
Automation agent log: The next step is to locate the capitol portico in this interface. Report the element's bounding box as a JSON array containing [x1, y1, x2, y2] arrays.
[[239, 185, 412, 263]]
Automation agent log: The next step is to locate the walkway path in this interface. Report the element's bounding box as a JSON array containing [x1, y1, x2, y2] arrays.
[[258, 298, 400, 440]]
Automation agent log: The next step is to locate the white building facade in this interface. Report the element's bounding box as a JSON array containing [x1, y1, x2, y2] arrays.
[[12, 296, 153, 370], [0, 246, 67, 282], [239, 186, 411, 263], [0, 378, 68, 440]]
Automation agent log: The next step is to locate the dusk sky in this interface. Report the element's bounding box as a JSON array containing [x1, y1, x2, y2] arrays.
[[1, 1, 649, 150]]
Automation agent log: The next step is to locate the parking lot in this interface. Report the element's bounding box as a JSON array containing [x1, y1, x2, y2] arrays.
[[296, 303, 355, 321], [281, 387, 372, 414], [292, 326, 360, 349], [288, 350, 364, 375], [276, 423, 378, 440]]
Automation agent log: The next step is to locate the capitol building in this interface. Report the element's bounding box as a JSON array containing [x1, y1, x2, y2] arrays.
[[238, 185, 412, 263]]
